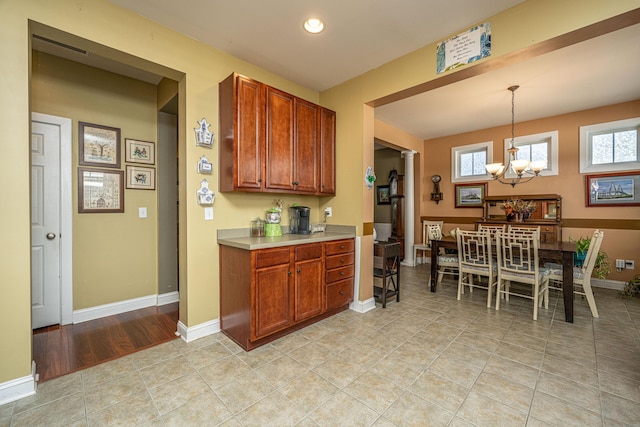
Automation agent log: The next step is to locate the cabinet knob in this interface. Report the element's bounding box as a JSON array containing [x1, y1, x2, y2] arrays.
[[340, 258, 344, 263], [339, 291, 345, 295], [340, 245, 345, 249], [340, 271, 344, 276], [258, 178, 262, 183], [288, 271, 292, 275], [297, 269, 301, 273]]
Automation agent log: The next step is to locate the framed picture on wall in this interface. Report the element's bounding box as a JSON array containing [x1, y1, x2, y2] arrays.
[[78, 167, 124, 213], [126, 165, 156, 190], [377, 185, 391, 205], [125, 138, 155, 165], [454, 182, 487, 208], [585, 171, 640, 207], [78, 122, 121, 168]]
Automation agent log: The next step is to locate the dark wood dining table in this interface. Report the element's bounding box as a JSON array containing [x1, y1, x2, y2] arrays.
[[430, 236, 577, 323]]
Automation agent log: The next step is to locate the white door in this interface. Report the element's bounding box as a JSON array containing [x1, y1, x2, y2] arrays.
[[31, 120, 62, 328]]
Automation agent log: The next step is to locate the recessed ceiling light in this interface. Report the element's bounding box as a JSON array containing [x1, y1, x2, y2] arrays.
[[303, 18, 324, 34]]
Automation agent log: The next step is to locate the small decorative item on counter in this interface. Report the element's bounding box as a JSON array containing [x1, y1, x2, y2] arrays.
[[194, 118, 214, 148], [365, 166, 376, 190], [501, 199, 536, 222], [196, 179, 215, 205], [197, 154, 213, 174], [250, 218, 265, 237]]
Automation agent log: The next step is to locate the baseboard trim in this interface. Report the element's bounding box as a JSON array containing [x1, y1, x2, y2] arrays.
[[350, 297, 376, 313], [0, 362, 36, 406], [73, 294, 158, 324], [177, 319, 220, 343], [592, 279, 625, 291], [157, 291, 179, 306]]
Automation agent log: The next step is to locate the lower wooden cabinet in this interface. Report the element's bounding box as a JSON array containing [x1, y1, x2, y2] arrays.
[[220, 238, 354, 351]]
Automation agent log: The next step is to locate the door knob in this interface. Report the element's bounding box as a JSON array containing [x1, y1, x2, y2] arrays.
[[46, 233, 56, 240]]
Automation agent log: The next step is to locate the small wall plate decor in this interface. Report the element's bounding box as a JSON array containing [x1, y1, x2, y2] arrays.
[[196, 179, 215, 205], [194, 118, 214, 148], [365, 166, 376, 190], [198, 154, 213, 174]]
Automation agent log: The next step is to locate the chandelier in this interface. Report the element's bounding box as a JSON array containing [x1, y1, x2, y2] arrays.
[[485, 85, 546, 187]]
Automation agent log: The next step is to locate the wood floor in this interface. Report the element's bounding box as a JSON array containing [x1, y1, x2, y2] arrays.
[[33, 302, 179, 382]]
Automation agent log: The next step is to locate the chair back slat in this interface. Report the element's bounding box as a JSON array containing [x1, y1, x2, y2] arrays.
[[581, 229, 604, 277], [458, 229, 492, 268], [507, 225, 540, 240], [496, 230, 540, 281], [478, 224, 505, 242], [422, 220, 443, 247]]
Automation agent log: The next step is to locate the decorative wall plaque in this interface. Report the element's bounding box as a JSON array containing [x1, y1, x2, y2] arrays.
[[194, 118, 214, 148], [198, 154, 213, 174]]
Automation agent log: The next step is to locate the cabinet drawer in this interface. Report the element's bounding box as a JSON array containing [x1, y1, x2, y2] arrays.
[[326, 265, 354, 284], [255, 247, 290, 269], [325, 253, 354, 270], [325, 239, 354, 256], [326, 278, 353, 310], [295, 243, 323, 261]]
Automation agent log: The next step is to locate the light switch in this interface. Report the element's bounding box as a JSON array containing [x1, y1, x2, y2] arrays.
[[139, 207, 147, 218], [204, 207, 214, 220]]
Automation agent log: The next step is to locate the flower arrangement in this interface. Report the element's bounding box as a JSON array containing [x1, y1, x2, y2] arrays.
[[500, 199, 537, 216]]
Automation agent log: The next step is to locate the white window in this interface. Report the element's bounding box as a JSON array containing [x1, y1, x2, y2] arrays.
[[504, 131, 559, 178], [580, 117, 640, 173], [451, 141, 492, 183]]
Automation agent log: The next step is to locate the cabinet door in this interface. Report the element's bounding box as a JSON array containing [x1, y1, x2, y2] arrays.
[[319, 108, 336, 195], [265, 86, 295, 191], [294, 257, 324, 321], [236, 75, 265, 190], [253, 263, 292, 339], [293, 99, 319, 193]]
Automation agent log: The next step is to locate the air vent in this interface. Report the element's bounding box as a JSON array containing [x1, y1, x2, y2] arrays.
[[32, 34, 87, 55]]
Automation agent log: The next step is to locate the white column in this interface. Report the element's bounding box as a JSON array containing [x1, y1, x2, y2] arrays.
[[401, 150, 416, 266]]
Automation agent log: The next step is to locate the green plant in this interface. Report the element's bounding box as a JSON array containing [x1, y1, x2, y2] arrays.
[[621, 275, 640, 299], [570, 235, 611, 279]]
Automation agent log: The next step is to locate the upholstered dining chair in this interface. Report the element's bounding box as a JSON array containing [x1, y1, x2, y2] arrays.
[[507, 225, 541, 240], [427, 222, 459, 287], [495, 230, 550, 320], [478, 224, 506, 243], [413, 220, 443, 266], [456, 228, 497, 307], [545, 229, 604, 318]]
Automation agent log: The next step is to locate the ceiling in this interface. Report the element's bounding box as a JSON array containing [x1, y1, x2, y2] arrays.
[[37, 2, 640, 141]]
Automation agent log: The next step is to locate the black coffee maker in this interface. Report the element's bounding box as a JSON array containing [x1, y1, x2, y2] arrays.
[[289, 206, 311, 234]]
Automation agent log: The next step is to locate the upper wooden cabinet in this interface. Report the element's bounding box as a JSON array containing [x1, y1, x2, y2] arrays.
[[219, 72, 336, 195]]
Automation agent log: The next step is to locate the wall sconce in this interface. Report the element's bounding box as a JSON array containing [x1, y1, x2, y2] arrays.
[[431, 175, 443, 204]]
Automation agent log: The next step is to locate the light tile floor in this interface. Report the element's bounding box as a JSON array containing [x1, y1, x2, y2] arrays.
[[2, 264, 640, 426]]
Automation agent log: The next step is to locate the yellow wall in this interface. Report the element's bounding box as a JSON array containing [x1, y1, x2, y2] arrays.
[[0, 0, 637, 387], [423, 100, 640, 282], [32, 52, 159, 309]]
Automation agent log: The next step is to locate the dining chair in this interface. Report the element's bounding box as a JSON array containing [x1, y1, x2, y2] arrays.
[[495, 230, 549, 320], [507, 225, 541, 240], [478, 224, 506, 243], [413, 220, 443, 266], [456, 228, 497, 307], [545, 229, 604, 318], [427, 222, 458, 287]]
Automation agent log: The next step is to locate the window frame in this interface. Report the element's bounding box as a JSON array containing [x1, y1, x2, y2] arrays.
[[451, 141, 492, 183], [503, 130, 559, 178], [580, 117, 640, 174]]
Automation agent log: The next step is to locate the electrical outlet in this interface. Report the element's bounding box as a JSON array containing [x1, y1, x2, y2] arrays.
[[616, 259, 625, 269], [626, 260, 635, 270], [324, 207, 332, 217]]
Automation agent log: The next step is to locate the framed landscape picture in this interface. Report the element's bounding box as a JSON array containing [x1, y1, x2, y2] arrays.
[[585, 171, 640, 207], [455, 182, 487, 208], [377, 185, 391, 205], [78, 122, 121, 168]]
